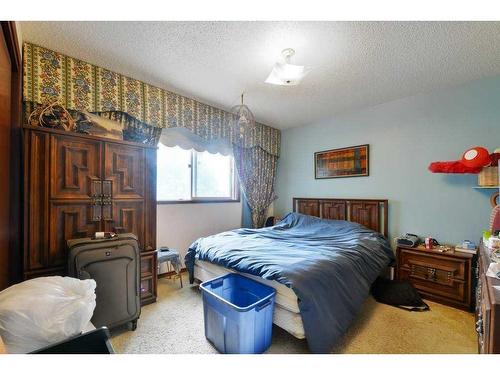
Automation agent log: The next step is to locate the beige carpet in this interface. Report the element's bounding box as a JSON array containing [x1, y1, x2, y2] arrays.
[[111, 277, 477, 354]]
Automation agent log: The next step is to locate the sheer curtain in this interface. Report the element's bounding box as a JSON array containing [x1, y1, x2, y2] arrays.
[[159, 127, 232, 155]]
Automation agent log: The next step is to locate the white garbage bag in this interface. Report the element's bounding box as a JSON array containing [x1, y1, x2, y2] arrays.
[[0, 276, 96, 353]]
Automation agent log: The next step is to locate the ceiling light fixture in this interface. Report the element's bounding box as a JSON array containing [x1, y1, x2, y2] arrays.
[[265, 48, 308, 86], [230, 92, 255, 139]]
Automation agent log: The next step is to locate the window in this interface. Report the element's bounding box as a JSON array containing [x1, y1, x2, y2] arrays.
[[157, 144, 239, 202]]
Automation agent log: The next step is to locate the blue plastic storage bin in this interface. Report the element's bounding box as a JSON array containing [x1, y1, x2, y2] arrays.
[[200, 273, 276, 354]]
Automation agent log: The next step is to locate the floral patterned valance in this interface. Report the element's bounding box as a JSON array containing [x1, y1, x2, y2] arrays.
[[22, 42, 280, 156]]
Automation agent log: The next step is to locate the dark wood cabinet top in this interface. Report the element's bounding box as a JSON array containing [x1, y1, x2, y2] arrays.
[[23, 125, 158, 149], [397, 245, 475, 259]]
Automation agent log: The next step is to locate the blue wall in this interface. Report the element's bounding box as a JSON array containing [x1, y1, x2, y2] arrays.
[[274, 76, 500, 245]]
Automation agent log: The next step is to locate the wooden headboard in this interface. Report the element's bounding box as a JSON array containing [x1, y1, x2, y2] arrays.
[[293, 198, 389, 238]]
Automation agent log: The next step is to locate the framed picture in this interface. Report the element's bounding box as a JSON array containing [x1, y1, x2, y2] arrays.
[[314, 144, 369, 179]]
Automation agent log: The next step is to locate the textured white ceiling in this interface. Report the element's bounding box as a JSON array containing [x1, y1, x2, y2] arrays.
[[19, 21, 500, 129]]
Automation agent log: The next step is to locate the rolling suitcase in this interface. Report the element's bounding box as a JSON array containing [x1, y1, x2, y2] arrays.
[[67, 234, 141, 331]]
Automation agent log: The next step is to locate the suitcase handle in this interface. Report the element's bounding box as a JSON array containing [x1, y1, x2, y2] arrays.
[[92, 232, 118, 240]]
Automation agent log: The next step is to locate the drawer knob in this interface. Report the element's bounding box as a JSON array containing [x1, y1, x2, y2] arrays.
[[428, 267, 437, 280]]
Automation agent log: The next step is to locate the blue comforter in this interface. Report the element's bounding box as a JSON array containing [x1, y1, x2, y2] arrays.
[[185, 212, 394, 353]]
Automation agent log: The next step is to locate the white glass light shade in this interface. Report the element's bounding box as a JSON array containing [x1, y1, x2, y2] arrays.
[[265, 62, 308, 86]]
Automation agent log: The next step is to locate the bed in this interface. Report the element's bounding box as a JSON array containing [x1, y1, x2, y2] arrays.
[[186, 198, 393, 353]]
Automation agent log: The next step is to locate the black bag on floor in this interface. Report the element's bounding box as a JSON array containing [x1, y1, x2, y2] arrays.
[[371, 277, 429, 311]]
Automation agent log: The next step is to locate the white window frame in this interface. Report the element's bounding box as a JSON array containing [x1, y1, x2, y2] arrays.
[[157, 148, 240, 204]]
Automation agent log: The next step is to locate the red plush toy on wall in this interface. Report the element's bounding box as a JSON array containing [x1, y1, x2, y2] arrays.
[[428, 146, 495, 173]]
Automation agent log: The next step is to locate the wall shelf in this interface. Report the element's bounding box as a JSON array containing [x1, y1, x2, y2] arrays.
[[473, 186, 499, 207]]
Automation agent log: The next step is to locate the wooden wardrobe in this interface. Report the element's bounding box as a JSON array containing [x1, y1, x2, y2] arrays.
[[23, 125, 158, 305]]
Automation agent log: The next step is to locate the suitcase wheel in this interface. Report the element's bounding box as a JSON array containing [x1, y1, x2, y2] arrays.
[[131, 320, 138, 331]]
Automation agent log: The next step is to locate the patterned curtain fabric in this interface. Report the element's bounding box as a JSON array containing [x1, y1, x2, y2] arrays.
[[22, 42, 281, 221], [241, 194, 254, 228], [22, 42, 280, 156], [233, 145, 278, 228]]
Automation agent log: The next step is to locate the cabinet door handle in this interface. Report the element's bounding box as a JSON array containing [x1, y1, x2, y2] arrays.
[[101, 180, 113, 220], [91, 179, 102, 200], [91, 203, 102, 222], [101, 180, 112, 200], [90, 179, 103, 221]]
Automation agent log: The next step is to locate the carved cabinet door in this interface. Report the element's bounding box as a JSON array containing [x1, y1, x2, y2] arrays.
[[103, 143, 145, 199], [103, 142, 146, 249], [104, 200, 145, 248], [45, 134, 104, 270], [23, 132, 105, 275], [50, 134, 102, 199], [48, 201, 101, 268]]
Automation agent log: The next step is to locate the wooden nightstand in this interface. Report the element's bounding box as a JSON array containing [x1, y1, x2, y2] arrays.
[[396, 245, 476, 311]]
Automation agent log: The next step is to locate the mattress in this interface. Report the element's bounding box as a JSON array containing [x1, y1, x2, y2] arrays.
[[194, 260, 305, 339]]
